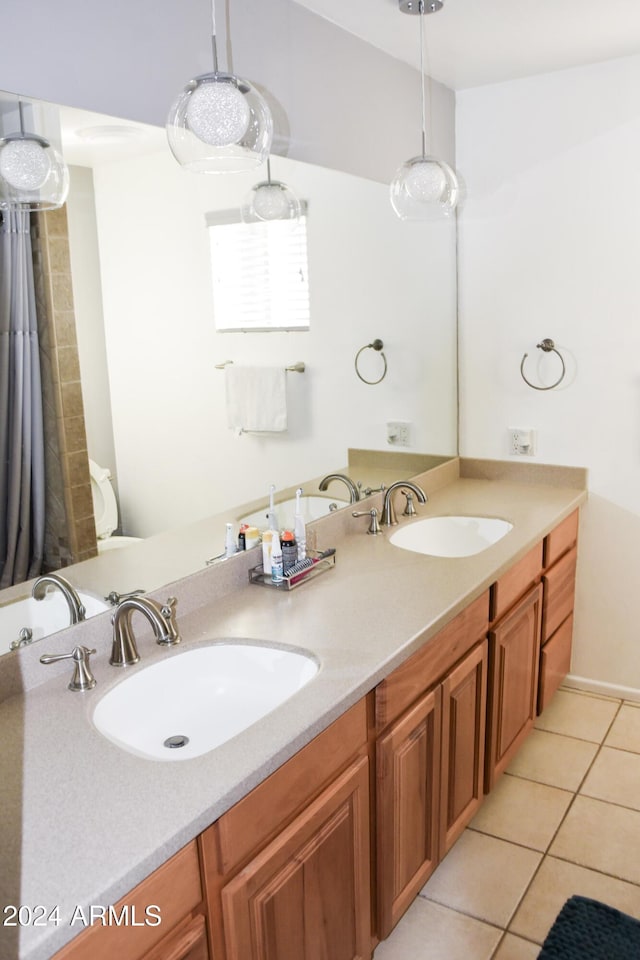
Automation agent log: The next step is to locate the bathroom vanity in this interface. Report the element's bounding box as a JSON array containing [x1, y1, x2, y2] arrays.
[[0, 459, 585, 960]]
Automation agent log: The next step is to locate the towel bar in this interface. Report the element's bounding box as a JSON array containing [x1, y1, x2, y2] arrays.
[[215, 360, 305, 373]]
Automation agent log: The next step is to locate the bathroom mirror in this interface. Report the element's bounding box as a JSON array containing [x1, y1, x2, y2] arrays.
[[0, 93, 458, 649]]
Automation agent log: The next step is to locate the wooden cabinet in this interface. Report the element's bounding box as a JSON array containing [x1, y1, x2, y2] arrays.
[[538, 510, 579, 712], [52, 842, 207, 960], [375, 595, 489, 939], [486, 583, 542, 791], [201, 698, 372, 960], [221, 757, 371, 960]]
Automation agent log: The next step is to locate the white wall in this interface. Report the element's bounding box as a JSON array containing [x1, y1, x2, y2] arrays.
[[88, 152, 456, 537], [457, 54, 640, 695]]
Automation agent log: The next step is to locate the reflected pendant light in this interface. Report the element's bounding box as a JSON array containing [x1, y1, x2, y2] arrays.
[[390, 0, 458, 220], [0, 101, 69, 211], [241, 159, 301, 223], [167, 0, 273, 173]]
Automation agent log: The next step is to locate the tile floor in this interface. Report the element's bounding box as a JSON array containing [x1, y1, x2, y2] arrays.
[[373, 686, 640, 960]]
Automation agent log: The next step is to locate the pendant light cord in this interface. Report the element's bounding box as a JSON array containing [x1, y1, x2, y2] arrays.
[[211, 0, 219, 72], [419, 2, 427, 157]]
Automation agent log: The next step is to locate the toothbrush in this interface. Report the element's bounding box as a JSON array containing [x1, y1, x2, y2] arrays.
[[267, 483, 279, 531], [294, 487, 306, 561]]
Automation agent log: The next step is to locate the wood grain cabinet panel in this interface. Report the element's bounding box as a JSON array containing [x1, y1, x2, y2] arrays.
[[542, 547, 577, 643], [544, 509, 579, 569], [52, 842, 205, 960], [490, 543, 543, 623], [440, 640, 488, 856], [539, 613, 574, 713], [376, 686, 442, 939], [221, 757, 371, 960], [486, 584, 542, 791]]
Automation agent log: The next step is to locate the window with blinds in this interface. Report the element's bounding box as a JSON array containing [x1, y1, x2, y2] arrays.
[[206, 206, 310, 332]]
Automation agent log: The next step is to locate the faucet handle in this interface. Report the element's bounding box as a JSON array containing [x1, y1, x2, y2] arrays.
[[40, 645, 97, 692], [352, 508, 382, 535], [158, 597, 181, 645], [105, 588, 145, 606], [402, 490, 417, 517]]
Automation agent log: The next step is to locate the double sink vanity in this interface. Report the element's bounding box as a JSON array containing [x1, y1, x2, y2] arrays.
[[0, 456, 586, 960]]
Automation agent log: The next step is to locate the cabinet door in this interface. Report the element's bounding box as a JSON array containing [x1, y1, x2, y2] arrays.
[[142, 914, 209, 960], [376, 686, 442, 939], [486, 583, 542, 791], [221, 757, 371, 960], [440, 640, 488, 856]]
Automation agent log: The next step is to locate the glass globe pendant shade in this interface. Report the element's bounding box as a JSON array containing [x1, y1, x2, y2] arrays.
[[0, 134, 69, 211], [390, 155, 458, 221], [242, 179, 301, 223], [167, 72, 273, 173]]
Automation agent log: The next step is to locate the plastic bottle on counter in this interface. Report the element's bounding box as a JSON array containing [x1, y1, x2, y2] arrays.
[[271, 533, 283, 583], [237, 523, 248, 551], [262, 530, 273, 575], [281, 530, 297, 575], [225, 523, 237, 558], [244, 526, 260, 550]]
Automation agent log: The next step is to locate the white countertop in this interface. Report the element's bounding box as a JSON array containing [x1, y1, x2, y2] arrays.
[[0, 465, 586, 960]]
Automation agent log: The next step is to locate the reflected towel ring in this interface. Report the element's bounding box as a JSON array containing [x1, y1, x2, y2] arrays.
[[520, 338, 566, 391], [355, 339, 387, 385]]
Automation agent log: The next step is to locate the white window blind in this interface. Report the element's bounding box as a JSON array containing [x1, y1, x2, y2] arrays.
[[206, 207, 310, 332]]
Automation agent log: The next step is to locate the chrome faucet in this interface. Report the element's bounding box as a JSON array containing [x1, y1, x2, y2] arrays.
[[318, 473, 360, 504], [381, 481, 427, 526], [32, 573, 86, 624], [110, 595, 181, 667]]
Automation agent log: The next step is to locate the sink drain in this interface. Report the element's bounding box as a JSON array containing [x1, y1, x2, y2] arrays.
[[164, 734, 190, 749]]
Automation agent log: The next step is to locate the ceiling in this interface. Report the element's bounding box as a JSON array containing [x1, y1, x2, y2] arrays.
[[292, 0, 640, 91]]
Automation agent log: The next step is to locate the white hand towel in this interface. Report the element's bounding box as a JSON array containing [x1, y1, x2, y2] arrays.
[[225, 366, 288, 433]]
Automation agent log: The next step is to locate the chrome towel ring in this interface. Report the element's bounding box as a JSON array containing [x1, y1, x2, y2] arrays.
[[355, 339, 387, 385], [520, 338, 566, 391]]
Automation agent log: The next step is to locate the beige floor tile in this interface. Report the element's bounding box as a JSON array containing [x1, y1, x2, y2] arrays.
[[420, 830, 541, 927], [605, 704, 640, 754], [373, 898, 501, 960], [505, 729, 598, 791], [535, 689, 619, 743], [510, 855, 640, 943], [470, 774, 572, 851], [492, 933, 540, 960], [580, 746, 640, 810], [549, 795, 640, 885]]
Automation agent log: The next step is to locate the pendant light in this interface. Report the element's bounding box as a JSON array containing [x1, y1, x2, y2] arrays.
[[167, 0, 273, 173], [0, 101, 69, 211], [390, 0, 458, 220], [241, 159, 301, 223]]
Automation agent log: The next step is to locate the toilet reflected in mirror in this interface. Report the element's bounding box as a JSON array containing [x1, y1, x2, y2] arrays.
[[89, 459, 142, 554]]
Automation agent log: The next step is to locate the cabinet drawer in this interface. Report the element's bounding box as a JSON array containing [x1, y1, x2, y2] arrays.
[[209, 698, 368, 875], [490, 543, 543, 623], [375, 592, 489, 732], [538, 614, 573, 713], [542, 547, 577, 643], [52, 842, 203, 960], [544, 509, 579, 569]]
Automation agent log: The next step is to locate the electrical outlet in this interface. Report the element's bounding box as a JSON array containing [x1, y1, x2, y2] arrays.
[[509, 427, 537, 456], [387, 421, 412, 447]]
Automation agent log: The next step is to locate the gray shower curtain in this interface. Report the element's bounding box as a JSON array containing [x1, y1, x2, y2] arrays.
[[0, 208, 45, 587]]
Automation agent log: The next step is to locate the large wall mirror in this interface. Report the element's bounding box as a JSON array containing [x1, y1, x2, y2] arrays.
[[0, 92, 458, 652]]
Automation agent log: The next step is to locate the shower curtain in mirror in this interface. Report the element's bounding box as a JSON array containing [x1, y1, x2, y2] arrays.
[[0, 209, 45, 587]]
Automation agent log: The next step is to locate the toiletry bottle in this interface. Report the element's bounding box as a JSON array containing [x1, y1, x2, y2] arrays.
[[294, 487, 306, 562], [281, 530, 297, 575], [271, 533, 283, 583], [262, 530, 273, 574], [225, 522, 237, 558], [244, 526, 260, 550], [238, 523, 248, 551]]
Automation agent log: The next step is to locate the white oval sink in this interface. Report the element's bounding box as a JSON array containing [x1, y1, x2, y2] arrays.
[[92, 642, 319, 761], [239, 495, 349, 532], [390, 515, 513, 558], [2, 590, 109, 653]]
